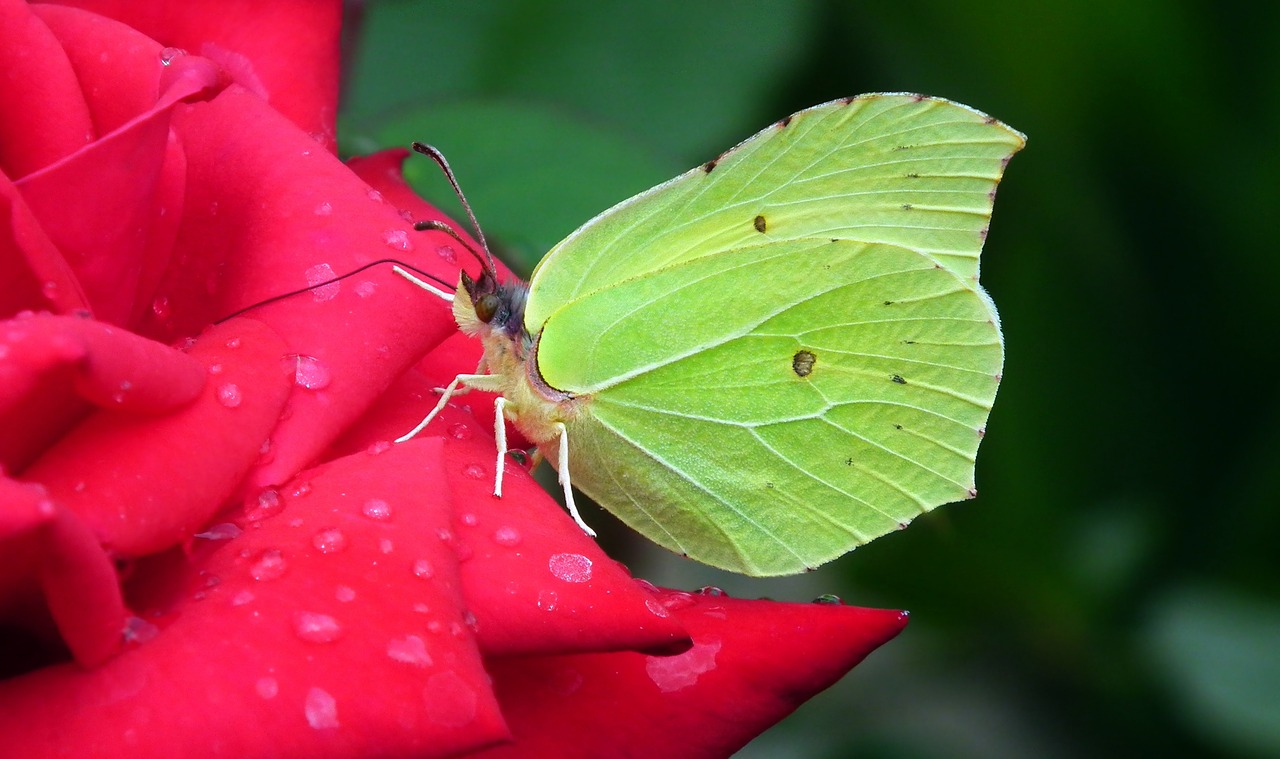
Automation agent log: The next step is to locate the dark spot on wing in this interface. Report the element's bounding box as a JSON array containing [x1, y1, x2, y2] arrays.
[[792, 350, 816, 377], [911, 93, 926, 102], [906, 172, 920, 179], [841, 96, 855, 105], [884, 300, 894, 306], [892, 145, 912, 151], [776, 115, 792, 128], [702, 159, 718, 173], [984, 115, 998, 125], [845, 457, 853, 466], [901, 203, 913, 211], [753, 214, 767, 233], [894, 424, 903, 430], [891, 374, 907, 384]]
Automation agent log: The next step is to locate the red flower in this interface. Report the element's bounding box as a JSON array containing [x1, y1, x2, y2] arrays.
[[0, 2, 907, 756]]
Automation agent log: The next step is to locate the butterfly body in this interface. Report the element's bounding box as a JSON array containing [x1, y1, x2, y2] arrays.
[[443, 93, 1025, 576]]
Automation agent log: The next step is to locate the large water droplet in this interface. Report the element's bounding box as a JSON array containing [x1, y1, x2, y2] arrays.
[[492, 526, 522, 547], [436, 245, 458, 264], [548, 553, 592, 583], [159, 47, 186, 66], [288, 355, 332, 390], [249, 549, 287, 581], [305, 687, 340, 729], [305, 263, 340, 302], [367, 189, 384, 203], [697, 586, 728, 597], [645, 598, 670, 618], [381, 229, 414, 252], [195, 523, 241, 541], [362, 499, 392, 521], [812, 593, 843, 605], [386, 635, 432, 667], [645, 640, 722, 693], [312, 528, 348, 554], [216, 383, 242, 408], [411, 559, 434, 579], [294, 611, 344, 643], [660, 591, 697, 611]]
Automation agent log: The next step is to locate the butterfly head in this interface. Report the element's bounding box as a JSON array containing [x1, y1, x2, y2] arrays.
[[455, 269, 533, 351]]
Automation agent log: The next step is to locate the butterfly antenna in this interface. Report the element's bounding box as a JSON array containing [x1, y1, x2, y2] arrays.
[[214, 259, 452, 324], [412, 219, 491, 271], [411, 142, 498, 275]]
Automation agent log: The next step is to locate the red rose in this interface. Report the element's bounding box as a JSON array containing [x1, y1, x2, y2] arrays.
[[0, 1, 907, 756]]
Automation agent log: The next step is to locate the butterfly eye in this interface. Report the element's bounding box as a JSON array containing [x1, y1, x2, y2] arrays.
[[475, 293, 501, 323]]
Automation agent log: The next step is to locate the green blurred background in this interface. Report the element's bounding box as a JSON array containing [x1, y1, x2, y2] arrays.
[[339, 2, 1280, 756]]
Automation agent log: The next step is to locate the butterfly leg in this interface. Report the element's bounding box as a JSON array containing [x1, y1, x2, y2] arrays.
[[395, 373, 497, 443], [393, 265, 454, 302], [493, 396, 508, 497], [554, 422, 597, 537]]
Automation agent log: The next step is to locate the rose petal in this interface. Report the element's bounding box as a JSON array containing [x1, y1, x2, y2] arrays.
[[51, 0, 344, 152], [0, 171, 90, 318], [474, 589, 909, 758], [0, 476, 124, 668], [15, 7, 223, 325], [17, 318, 291, 555], [327, 368, 691, 657], [0, 0, 94, 178], [0, 438, 509, 758]]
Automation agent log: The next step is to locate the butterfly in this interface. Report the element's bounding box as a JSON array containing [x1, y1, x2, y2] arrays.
[[398, 93, 1025, 576]]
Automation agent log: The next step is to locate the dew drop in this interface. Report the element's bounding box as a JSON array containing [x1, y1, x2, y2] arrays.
[[645, 639, 721, 693], [426, 619, 444, 633], [335, 585, 356, 602], [447, 423, 470, 440], [312, 528, 348, 554], [379, 538, 394, 554], [492, 526, 522, 547], [645, 598, 670, 618], [159, 47, 186, 66], [289, 354, 332, 390], [305, 687, 340, 729], [355, 280, 377, 298], [413, 603, 431, 614], [294, 611, 344, 643], [367, 189, 384, 203], [536, 589, 559, 612], [249, 549, 287, 581], [290, 480, 313, 498], [813, 594, 843, 605], [697, 586, 727, 597], [314, 201, 333, 216], [460, 512, 479, 527], [412, 559, 434, 579], [207, 363, 223, 375], [462, 463, 485, 480], [122, 616, 159, 644], [256, 676, 278, 699], [244, 488, 283, 521], [362, 499, 392, 521], [150, 295, 171, 320], [548, 553, 592, 583], [195, 523, 242, 541], [661, 591, 697, 611], [381, 229, 414, 252], [366, 440, 393, 455], [304, 263, 340, 302], [436, 245, 458, 264], [231, 590, 256, 606], [225, 337, 242, 349], [216, 383, 242, 408], [386, 635, 432, 667]]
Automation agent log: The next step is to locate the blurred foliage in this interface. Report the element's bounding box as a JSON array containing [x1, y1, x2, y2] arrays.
[[341, 1, 1280, 756]]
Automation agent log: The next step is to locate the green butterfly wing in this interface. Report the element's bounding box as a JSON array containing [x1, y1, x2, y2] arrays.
[[540, 239, 1000, 575], [525, 93, 1025, 329], [522, 94, 1023, 575]]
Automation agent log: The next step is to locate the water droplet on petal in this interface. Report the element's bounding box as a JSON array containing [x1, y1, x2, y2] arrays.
[[225, 337, 242, 349], [645, 598, 670, 618], [367, 189, 384, 203], [492, 526, 522, 547], [460, 512, 479, 527], [813, 593, 843, 605], [314, 201, 333, 216], [645, 639, 722, 693], [447, 423, 470, 440], [335, 585, 356, 602], [536, 590, 559, 612], [660, 591, 697, 611], [159, 47, 186, 66], [422, 671, 477, 727], [123, 616, 159, 644], [312, 528, 348, 554], [294, 611, 343, 643], [305, 687, 340, 729], [697, 586, 727, 597], [244, 488, 283, 521], [249, 549, 287, 581], [412, 559, 434, 579], [231, 590, 255, 606], [366, 440, 393, 455], [462, 463, 485, 480], [216, 383, 242, 408], [381, 229, 414, 252], [305, 263, 340, 302], [208, 363, 224, 375], [549, 553, 592, 583], [355, 280, 377, 298], [288, 354, 332, 390], [386, 635, 432, 667], [290, 480, 313, 498], [362, 499, 392, 521], [379, 538, 394, 554], [150, 295, 171, 320], [195, 523, 242, 541], [436, 245, 457, 264]]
